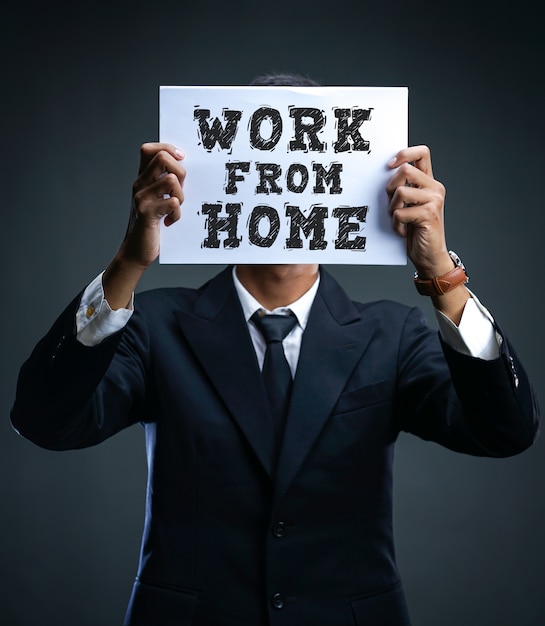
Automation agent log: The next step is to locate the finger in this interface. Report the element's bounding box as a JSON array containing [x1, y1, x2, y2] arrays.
[[151, 173, 185, 207], [136, 152, 186, 193], [135, 192, 183, 229], [388, 186, 434, 214], [391, 202, 438, 238], [388, 145, 433, 178], [163, 197, 182, 227], [389, 187, 444, 213], [139, 142, 185, 173], [386, 163, 440, 198], [134, 174, 184, 219], [163, 195, 183, 227]]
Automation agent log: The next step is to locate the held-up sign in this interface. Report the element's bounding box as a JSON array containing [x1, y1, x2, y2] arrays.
[[159, 86, 407, 264]]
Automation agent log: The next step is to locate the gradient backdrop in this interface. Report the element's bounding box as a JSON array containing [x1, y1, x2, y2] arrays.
[[2, 1, 543, 624]]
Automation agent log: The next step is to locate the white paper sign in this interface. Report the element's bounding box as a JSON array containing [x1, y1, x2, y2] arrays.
[[159, 86, 407, 264]]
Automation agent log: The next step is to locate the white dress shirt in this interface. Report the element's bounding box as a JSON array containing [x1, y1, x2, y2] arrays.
[[76, 268, 501, 366], [232, 268, 320, 377]]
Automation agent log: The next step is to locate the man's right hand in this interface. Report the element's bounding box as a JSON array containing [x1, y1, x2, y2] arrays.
[[103, 143, 186, 310]]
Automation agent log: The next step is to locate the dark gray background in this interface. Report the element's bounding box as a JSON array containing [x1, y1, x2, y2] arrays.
[[2, 1, 543, 624]]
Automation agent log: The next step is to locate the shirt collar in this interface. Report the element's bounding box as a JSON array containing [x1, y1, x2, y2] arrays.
[[232, 266, 320, 331]]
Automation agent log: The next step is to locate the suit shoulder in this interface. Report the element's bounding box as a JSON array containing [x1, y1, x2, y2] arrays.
[[318, 269, 424, 326], [352, 298, 418, 318], [134, 286, 199, 313], [351, 298, 432, 332]]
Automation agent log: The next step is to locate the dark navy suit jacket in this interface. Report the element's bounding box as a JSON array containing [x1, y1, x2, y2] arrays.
[[11, 267, 539, 626]]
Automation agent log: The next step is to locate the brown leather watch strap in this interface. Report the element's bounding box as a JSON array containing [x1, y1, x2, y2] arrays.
[[414, 264, 468, 296]]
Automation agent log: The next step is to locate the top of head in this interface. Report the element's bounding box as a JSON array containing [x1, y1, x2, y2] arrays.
[[249, 72, 320, 87]]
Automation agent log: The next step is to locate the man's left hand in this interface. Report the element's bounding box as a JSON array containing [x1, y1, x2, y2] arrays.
[[386, 145, 470, 324], [387, 145, 454, 279]]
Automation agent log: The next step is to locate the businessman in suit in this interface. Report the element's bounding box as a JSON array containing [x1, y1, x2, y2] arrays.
[[11, 80, 540, 624]]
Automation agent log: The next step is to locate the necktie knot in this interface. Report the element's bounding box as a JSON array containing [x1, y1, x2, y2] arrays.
[[251, 311, 297, 344]]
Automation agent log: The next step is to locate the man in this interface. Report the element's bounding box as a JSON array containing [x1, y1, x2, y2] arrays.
[[11, 74, 540, 625]]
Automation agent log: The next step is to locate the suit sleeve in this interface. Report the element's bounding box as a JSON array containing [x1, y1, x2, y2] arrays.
[[10, 292, 150, 450], [395, 306, 540, 457]]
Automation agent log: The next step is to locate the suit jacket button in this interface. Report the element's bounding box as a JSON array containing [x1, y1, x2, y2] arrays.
[[272, 593, 285, 609], [273, 521, 287, 538]]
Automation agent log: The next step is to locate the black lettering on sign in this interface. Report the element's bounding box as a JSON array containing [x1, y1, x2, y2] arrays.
[[249, 107, 283, 150], [255, 163, 282, 194], [312, 162, 343, 194], [333, 108, 372, 153], [225, 162, 250, 194], [201, 203, 242, 248], [248, 206, 280, 247], [288, 108, 326, 152], [285, 205, 328, 250], [286, 164, 309, 194], [333, 206, 368, 249], [194, 109, 242, 152]]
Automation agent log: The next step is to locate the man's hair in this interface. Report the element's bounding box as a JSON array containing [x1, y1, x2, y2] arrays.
[[249, 72, 320, 87]]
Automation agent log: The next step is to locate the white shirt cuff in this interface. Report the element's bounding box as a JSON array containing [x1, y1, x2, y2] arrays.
[[76, 272, 134, 346], [434, 291, 502, 361]]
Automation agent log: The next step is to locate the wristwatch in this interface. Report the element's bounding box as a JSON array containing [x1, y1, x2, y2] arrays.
[[414, 250, 469, 296]]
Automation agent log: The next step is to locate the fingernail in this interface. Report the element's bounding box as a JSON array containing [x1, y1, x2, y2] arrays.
[[387, 157, 397, 168], [175, 149, 185, 159]]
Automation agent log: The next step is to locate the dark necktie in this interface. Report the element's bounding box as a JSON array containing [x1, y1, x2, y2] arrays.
[[251, 311, 298, 451]]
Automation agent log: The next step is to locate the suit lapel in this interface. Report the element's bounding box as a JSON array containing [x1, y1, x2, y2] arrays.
[[275, 270, 380, 497], [174, 268, 276, 479], [173, 267, 380, 489]]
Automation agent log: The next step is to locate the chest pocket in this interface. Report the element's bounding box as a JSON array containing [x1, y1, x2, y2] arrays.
[[332, 379, 392, 416]]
